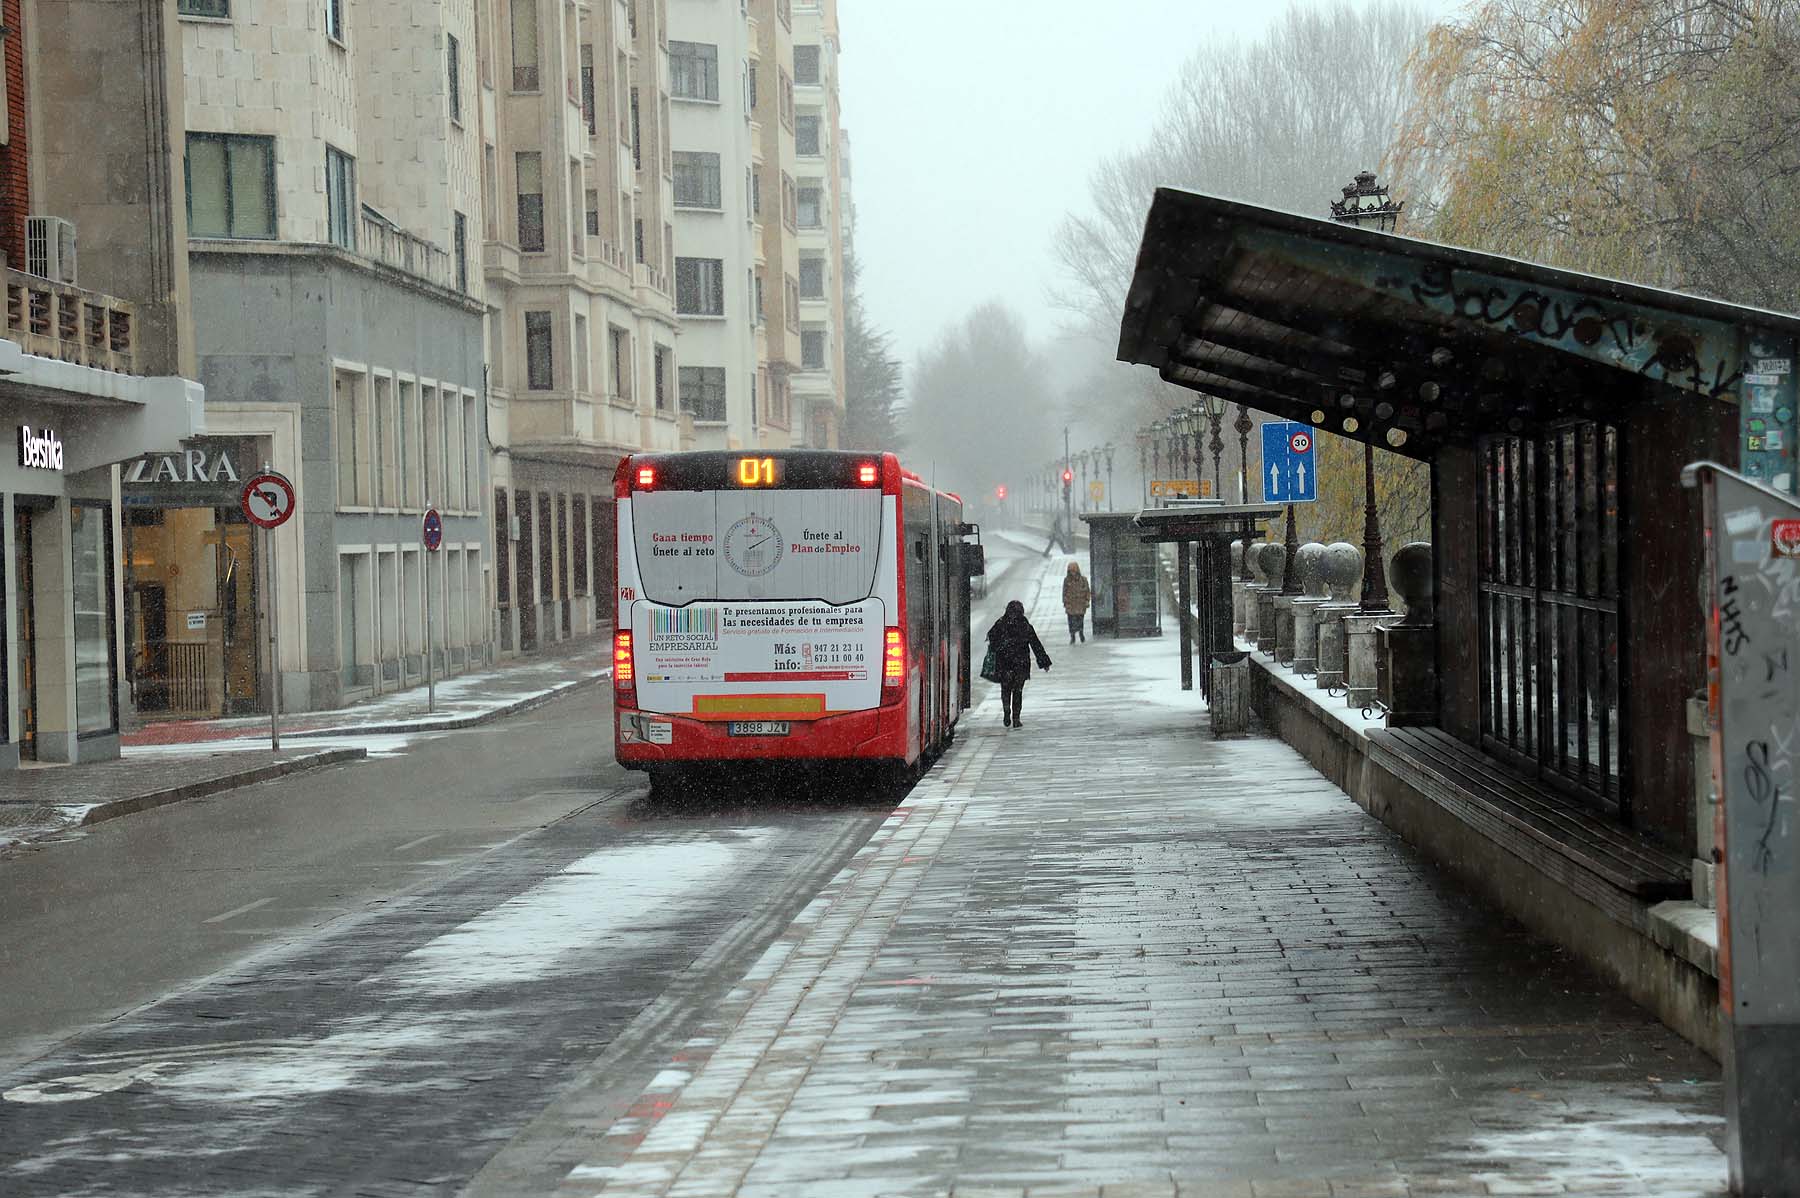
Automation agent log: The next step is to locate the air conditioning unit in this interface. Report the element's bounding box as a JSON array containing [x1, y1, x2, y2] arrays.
[[25, 216, 77, 284]]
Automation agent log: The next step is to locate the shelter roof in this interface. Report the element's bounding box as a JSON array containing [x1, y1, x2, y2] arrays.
[[1116, 189, 1800, 463]]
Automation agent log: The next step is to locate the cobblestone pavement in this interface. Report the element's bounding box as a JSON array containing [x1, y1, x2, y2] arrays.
[[557, 554, 1727, 1198]]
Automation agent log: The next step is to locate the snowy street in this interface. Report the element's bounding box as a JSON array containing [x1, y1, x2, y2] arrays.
[[0, 543, 1728, 1195]]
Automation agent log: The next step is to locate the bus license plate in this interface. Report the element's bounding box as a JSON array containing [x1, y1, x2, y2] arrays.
[[728, 721, 791, 737]]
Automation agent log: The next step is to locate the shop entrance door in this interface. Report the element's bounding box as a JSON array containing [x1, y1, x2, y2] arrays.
[[14, 508, 36, 760], [218, 519, 259, 713]]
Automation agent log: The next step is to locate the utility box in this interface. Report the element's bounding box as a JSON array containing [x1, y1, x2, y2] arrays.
[[1080, 512, 1160, 638]]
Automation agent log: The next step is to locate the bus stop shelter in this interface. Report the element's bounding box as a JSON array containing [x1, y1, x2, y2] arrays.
[[1079, 512, 1163, 638], [1134, 503, 1280, 698]]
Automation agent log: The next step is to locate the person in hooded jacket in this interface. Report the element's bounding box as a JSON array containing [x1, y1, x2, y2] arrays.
[[987, 599, 1051, 728], [1062, 561, 1091, 644]]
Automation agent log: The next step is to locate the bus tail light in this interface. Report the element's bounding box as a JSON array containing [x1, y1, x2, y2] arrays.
[[635, 465, 656, 489], [857, 461, 879, 485], [882, 627, 904, 701], [614, 630, 636, 698]]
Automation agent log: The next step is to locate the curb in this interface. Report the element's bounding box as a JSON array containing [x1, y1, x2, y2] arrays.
[[282, 669, 607, 739], [78, 747, 368, 829]]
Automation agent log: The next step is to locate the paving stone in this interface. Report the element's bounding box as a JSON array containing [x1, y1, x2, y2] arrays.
[[548, 554, 1729, 1196]]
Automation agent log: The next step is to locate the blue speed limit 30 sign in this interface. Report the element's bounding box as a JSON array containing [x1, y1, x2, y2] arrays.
[[1261, 420, 1318, 503], [422, 507, 443, 552]]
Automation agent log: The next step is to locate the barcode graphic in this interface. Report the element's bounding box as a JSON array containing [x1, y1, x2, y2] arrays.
[[652, 608, 720, 638]]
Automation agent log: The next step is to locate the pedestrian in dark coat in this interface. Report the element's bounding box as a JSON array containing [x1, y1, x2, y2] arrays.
[[1062, 561, 1091, 644], [987, 599, 1051, 728]]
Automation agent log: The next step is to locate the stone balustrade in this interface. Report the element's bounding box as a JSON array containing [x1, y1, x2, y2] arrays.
[[2, 269, 138, 373]]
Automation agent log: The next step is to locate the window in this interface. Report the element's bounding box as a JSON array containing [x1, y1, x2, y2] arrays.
[[178, 0, 229, 18], [375, 374, 396, 507], [511, 0, 539, 89], [525, 311, 554, 390], [585, 189, 600, 236], [401, 379, 421, 508], [326, 0, 344, 42], [801, 327, 826, 370], [573, 499, 589, 597], [680, 366, 727, 422], [793, 44, 821, 85], [753, 268, 765, 323], [495, 491, 511, 605], [630, 87, 642, 170], [580, 44, 596, 135], [747, 267, 756, 321], [483, 144, 498, 238], [749, 371, 758, 426], [675, 257, 725, 316], [448, 34, 463, 123], [799, 254, 824, 298], [778, 68, 793, 129], [1478, 423, 1624, 808], [71, 504, 117, 737], [453, 212, 468, 292], [445, 390, 465, 509], [784, 274, 799, 331], [654, 346, 671, 412], [570, 165, 583, 253], [634, 216, 645, 263], [610, 326, 632, 400], [797, 183, 822, 228], [326, 146, 356, 249], [423, 388, 443, 503], [672, 151, 722, 209], [515, 152, 544, 251], [464, 394, 479, 516], [336, 372, 371, 507], [669, 41, 719, 101], [751, 168, 762, 219], [617, 51, 631, 141], [781, 173, 797, 230], [795, 113, 820, 157], [746, 61, 758, 113], [574, 312, 589, 391], [185, 133, 275, 238]]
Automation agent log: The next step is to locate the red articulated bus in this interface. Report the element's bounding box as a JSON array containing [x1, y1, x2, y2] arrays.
[[610, 450, 984, 791]]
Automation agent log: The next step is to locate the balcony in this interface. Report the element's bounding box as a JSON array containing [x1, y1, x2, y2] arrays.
[[3, 270, 137, 374], [359, 212, 455, 291]]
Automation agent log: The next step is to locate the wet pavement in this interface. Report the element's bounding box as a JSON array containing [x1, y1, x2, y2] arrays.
[[0, 543, 1729, 1196], [552, 550, 1727, 1197]]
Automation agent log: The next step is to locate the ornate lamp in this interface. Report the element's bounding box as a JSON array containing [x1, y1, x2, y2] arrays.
[[1203, 394, 1226, 500]]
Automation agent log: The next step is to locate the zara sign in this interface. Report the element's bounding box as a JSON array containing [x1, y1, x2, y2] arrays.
[[18, 425, 64, 472], [123, 437, 254, 508]]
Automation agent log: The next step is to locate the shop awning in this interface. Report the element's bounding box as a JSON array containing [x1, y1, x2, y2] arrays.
[[0, 338, 204, 474], [1116, 190, 1800, 470]]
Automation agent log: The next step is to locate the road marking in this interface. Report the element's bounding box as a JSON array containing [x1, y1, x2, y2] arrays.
[[392, 833, 444, 852], [203, 897, 274, 924]]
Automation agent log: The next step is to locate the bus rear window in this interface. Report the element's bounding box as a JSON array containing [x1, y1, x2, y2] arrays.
[[630, 489, 882, 604]]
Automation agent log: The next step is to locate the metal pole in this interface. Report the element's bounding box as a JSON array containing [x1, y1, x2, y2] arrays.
[[426, 527, 437, 713], [1358, 439, 1391, 612], [1280, 503, 1301, 595], [1176, 539, 1192, 691], [267, 524, 280, 753], [1063, 426, 1073, 537]]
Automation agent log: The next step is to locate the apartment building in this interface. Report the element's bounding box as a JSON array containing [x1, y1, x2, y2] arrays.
[[0, 0, 204, 764], [748, 0, 799, 446], [178, 0, 492, 716], [788, 0, 846, 449], [668, 0, 760, 450], [479, 0, 683, 654]]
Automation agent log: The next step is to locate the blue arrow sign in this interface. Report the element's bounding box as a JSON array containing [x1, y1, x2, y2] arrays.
[[1261, 421, 1317, 503]]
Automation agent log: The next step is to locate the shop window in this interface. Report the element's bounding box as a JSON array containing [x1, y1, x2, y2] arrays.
[[71, 504, 117, 736], [374, 374, 396, 508]]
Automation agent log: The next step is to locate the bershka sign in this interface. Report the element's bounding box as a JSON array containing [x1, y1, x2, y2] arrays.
[[18, 426, 63, 472]]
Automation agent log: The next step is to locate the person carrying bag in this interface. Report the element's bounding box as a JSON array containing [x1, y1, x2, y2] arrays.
[[985, 600, 1051, 729]]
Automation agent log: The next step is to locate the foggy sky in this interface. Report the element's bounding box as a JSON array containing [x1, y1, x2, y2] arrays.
[[837, 0, 1460, 370]]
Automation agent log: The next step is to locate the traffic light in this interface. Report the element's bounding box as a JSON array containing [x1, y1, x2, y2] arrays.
[[995, 484, 1007, 501], [1061, 468, 1073, 486]]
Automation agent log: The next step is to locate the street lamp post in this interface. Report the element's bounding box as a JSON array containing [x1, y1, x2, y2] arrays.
[[1235, 402, 1254, 571], [1150, 421, 1165, 503], [1136, 430, 1150, 506], [1329, 170, 1402, 612], [1103, 443, 1115, 512], [1173, 408, 1194, 497], [1204, 394, 1225, 500], [1078, 451, 1091, 512]]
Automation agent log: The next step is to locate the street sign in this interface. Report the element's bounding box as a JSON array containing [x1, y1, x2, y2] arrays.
[[1088, 480, 1105, 502], [1261, 420, 1317, 503], [240, 471, 296, 529], [422, 507, 444, 552], [1150, 479, 1202, 499]]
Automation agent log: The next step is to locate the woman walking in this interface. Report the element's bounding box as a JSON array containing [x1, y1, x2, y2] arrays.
[[1062, 561, 1091, 644], [987, 599, 1051, 728]]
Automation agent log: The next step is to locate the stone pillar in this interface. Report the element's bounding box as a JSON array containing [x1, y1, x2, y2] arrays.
[[1242, 542, 1269, 643], [1378, 542, 1436, 726], [1313, 542, 1362, 690], [1289, 543, 1329, 674], [1229, 539, 1246, 635], [1343, 612, 1394, 710], [1254, 543, 1285, 655]]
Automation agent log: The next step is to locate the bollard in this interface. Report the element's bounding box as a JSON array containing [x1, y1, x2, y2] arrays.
[[1208, 651, 1251, 738]]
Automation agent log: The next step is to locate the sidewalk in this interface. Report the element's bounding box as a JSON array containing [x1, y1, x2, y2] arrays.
[[0, 746, 363, 853], [555, 556, 1727, 1197], [123, 638, 609, 747]]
